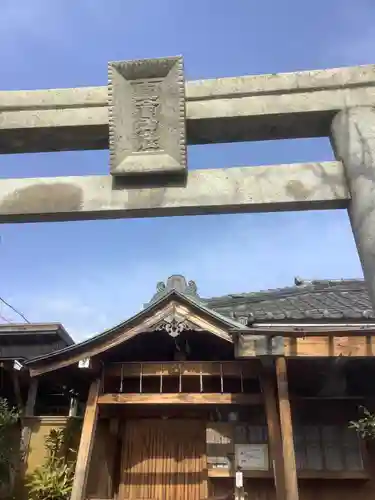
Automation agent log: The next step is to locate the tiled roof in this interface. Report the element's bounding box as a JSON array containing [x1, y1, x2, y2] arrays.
[[204, 278, 374, 323]]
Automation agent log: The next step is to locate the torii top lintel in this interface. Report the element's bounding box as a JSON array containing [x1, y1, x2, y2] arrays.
[[1, 59, 375, 312]]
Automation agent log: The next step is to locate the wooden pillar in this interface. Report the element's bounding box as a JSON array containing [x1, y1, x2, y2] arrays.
[[24, 378, 38, 416], [260, 367, 285, 500], [21, 378, 38, 462], [70, 378, 101, 500], [275, 357, 299, 500], [10, 369, 23, 411]]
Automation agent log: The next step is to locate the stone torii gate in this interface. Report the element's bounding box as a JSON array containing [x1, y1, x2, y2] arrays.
[[1, 57, 375, 500], [1, 57, 374, 305]]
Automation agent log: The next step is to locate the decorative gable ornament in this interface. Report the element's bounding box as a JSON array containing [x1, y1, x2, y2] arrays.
[[156, 317, 192, 338], [145, 275, 200, 307]]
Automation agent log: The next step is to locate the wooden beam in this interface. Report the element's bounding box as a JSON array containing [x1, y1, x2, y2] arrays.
[[1, 65, 374, 153], [260, 368, 285, 500], [70, 378, 101, 500], [237, 333, 375, 358], [0, 161, 347, 224], [105, 361, 259, 378], [284, 335, 372, 357], [275, 358, 299, 500], [28, 301, 185, 376], [239, 324, 375, 334], [30, 330, 375, 380], [97, 392, 263, 405]]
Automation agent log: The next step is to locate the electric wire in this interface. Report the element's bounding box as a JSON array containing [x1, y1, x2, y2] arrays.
[[0, 297, 30, 324]]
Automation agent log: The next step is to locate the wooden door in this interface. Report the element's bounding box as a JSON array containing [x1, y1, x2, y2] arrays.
[[120, 419, 207, 500]]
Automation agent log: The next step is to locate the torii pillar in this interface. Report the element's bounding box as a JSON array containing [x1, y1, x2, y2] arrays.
[[331, 106, 375, 308]]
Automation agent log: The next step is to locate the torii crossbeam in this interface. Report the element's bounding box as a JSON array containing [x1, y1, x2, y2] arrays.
[[1, 57, 375, 307]]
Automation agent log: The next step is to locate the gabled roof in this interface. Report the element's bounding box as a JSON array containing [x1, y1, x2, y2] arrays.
[[206, 278, 373, 322], [25, 289, 247, 376], [23, 276, 375, 375]]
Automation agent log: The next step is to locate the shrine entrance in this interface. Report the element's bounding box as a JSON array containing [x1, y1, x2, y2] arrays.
[[120, 419, 207, 500], [27, 289, 272, 500]]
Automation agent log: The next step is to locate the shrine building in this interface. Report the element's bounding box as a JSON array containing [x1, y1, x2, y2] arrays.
[[5, 275, 375, 500]]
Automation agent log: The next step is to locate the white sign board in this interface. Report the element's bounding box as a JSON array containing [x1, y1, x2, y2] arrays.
[[235, 470, 243, 488], [235, 444, 269, 471]]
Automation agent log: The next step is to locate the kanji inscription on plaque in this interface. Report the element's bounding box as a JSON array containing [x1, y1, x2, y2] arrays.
[[108, 56, 186, 177]]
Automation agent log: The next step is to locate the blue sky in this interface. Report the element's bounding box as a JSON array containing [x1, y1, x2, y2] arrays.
[[0, 0, 373, 339]]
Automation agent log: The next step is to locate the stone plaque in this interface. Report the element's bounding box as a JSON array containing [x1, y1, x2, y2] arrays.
[[108, 56, 186, 177]]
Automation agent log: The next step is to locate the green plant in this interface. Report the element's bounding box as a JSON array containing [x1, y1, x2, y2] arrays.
[[26, 420, 81, 500], [0, 398, 20, 489], [349, 406, 375, 440]]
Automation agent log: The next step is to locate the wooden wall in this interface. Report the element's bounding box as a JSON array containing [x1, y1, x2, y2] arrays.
[[19, 400, 375, 500], [0, 336, 68, 361], [20, 416, 375, 500], [210, 477, 375, 500], [120, 419, 207, 500], [86, 419, 117, 499], [207, 402, 375, 500]]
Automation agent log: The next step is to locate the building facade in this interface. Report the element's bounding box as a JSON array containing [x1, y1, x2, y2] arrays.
[[9, 276, 375, 500]]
